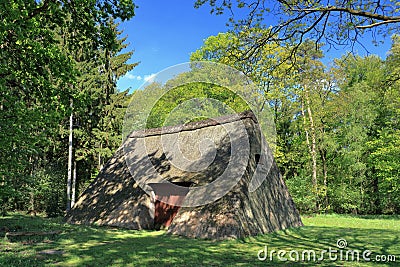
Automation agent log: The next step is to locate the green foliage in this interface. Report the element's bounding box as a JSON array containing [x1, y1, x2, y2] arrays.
[[70, 19, 137, 182], [327, 50, 400, 214], [58, 18, 137, 207], [31, 165, 67, 217], [367, 130, 400, 213], [330, 184, 362, 214], [0, 0, 136, 215], [0, 1, 74, 213], [285, 175, 317, 214], [1, 1, 399, 217], [146, 82, 249, 129], [192, 30, 400, 215]]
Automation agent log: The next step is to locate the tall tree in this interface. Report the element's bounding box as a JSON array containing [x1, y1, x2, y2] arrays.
[[191, 32, 334, 211], [329, 52, 399, 214], [0, 0, 73, 213], [0, 0, 136, 214], [64, 19, 137, 210], [191, 30, 295, 152]]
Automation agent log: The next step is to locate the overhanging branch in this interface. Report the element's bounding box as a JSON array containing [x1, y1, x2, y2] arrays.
[[297, 6, 400, 22], [356, 19, 400, 28]]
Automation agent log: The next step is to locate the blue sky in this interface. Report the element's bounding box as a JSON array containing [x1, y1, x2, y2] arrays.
[[117, 0, 393, 92], [116, 0, 231, 91]]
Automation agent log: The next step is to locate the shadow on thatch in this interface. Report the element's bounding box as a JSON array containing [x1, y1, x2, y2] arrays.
[[66, 111, 303, 239]]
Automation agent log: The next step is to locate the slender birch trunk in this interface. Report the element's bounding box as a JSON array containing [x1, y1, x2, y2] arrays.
[[301, 86, 319, 210], [301, 95, 317, 190], [320, 147, 328, 207], [306, 92, 318, 192], [66, 100, 73, 211], [71, 160, 77, 208]]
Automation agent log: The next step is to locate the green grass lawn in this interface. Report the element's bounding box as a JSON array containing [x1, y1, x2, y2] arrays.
[[1, 213, 399, 266]]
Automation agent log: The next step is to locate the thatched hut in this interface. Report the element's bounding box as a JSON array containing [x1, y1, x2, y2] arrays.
[[66, 111, 303, 239]]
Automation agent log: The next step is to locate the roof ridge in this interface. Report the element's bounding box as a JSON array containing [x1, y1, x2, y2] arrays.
[[127, 110, 257, 138]]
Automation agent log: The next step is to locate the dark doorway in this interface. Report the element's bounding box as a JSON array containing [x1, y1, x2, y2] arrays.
[[149, 182, 192, 229]]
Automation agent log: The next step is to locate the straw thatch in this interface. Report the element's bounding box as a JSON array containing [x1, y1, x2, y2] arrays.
[[66, 111, 303, 239]]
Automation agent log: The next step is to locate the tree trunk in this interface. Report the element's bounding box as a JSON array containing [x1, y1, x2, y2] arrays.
[[98, 143, 103, 171], [301, 86, 319, 211], [301, 95, 318, 191], [66, 100, 73, 211], [71, 160, 77, 208], [306, 93, 318, 193], [29, 156, 35, 211]]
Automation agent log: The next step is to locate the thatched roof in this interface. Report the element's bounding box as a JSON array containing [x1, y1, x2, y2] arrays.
[[66, 111, 303, 239]]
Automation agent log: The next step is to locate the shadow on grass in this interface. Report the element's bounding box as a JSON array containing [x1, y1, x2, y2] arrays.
[[304, 213, 400, 220], [1, 214, 399, 266]]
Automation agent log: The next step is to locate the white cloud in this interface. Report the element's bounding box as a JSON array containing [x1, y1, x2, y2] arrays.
[[123, 72, 156, 83], [124, 73, 142, 80], [144, 73, 156, 82]]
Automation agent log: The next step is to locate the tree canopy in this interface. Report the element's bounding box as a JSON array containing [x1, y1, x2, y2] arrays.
[[191, 30, 400, 213], [1, 0, 399, 216], [195, 0, 400, 58], [0, 0, 136, 215]]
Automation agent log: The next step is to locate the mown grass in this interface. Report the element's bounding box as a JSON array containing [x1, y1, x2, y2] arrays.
[[0, 213, 399, 266]]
